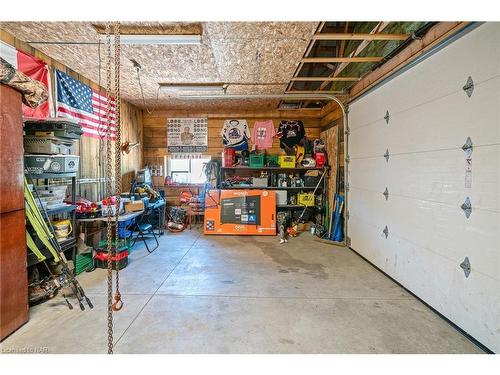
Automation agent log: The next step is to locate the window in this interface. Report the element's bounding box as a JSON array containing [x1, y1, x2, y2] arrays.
[[168, 157, 211, 184]]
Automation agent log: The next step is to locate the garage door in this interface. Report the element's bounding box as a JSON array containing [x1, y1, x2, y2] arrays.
[[347, 23, 500, 352]]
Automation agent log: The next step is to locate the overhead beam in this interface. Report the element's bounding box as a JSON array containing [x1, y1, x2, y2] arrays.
[[302, 57, 383, 63], [312, 33, 409, 41], [285, 90, 345, 94], [291, 77, 360, 82]]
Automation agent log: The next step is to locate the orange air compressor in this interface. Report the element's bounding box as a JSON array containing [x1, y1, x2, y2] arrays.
[[204, 189, 276, 235]]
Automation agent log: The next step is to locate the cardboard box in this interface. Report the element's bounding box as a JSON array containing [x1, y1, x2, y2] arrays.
[[125, 200, 144, 213], [275, 190, 287, 205]]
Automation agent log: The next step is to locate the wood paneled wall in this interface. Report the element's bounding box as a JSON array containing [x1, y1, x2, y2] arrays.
[[0, 29, 144, 200], [143, 109, 326, 165]]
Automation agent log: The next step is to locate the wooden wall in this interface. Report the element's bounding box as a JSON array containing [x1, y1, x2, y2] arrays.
[[0, 29, 143, 200], [143, 109, 325, 166]]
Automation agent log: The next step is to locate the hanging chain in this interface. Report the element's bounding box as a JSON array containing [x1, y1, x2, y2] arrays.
[[104, 22, 115, 355], [112, 22, 123, 313]]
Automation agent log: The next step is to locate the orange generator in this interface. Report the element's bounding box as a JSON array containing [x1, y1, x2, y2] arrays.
[[204, 189, 276, 235]]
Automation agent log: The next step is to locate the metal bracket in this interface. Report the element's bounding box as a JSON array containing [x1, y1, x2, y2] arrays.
[[346, 236, 352, 247], [382, 225, 389, 239], [462, 137, 473, 158], [384, 110, 390, 124], [384, 149, 390, 162], [346, 210, 350, 220], [345, 126, 350, 136], [460, 256, 471, 278], [461, 197, 472, 218], [462, 76, 474, 98], [345, 182, 350, 192], [345, 155, 350, 164], [383, 187, 389, 201]]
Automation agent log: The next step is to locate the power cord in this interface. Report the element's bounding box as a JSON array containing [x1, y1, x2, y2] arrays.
[[131, 59, 160, 115]]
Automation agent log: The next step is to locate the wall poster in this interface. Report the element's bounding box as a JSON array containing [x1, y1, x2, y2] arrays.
[[167, 117, 208, 154]]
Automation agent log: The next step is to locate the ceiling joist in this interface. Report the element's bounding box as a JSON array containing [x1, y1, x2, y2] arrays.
[[285, 90, 344, 94], [312, 33, 409, 41], [291, 77, 360, 82], [302, 57, 383, 63]]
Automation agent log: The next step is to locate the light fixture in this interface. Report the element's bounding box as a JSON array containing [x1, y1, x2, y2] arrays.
[[99, 34, 202, 45], [159, 83, 226, 93]]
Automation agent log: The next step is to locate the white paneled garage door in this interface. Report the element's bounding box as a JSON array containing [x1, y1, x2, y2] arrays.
[[347, 23, 500, 352]]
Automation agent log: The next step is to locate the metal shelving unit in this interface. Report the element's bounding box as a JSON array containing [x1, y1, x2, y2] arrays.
[[220, 165, 329, 220], [26, 172, 77, 268], [222, 186, 322, 190]]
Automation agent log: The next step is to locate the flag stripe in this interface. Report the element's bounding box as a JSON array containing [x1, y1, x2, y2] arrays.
[[58, 102, 116, 124], [57, 109, 116, 134], [55, 70, 116, 139]]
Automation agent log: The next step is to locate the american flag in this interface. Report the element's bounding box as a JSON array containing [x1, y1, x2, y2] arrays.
[[56, 70, 116, 139]]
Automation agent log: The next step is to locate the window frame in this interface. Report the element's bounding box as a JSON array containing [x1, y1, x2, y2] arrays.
[[168, 156, 210, 184]]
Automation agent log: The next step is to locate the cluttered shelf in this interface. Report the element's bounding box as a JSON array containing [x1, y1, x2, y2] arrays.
[[221, 166, 326, 171], [222, 186, 323, 190], [27, 236, 76, 267], [46, 204, 77, 216]]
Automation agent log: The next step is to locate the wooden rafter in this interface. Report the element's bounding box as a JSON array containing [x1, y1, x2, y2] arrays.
[[291, 77, 360, 82], [312, 33, 409, 41], [302, 57, 383, 63]]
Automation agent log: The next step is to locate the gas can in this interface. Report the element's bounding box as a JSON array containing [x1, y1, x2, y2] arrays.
[[314, 152, 326, 168], [223, 148, 236, 167]]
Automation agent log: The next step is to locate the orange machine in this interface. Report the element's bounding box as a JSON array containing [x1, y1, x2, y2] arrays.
[[204, 189, 276, 235]]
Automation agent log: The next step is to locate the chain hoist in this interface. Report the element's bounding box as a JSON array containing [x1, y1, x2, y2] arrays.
[[104, 21, 123, 355], [112, 22, 123, 314]]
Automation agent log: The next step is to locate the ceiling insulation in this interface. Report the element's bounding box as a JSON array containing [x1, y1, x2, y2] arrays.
[[0, 21, 319, 111]]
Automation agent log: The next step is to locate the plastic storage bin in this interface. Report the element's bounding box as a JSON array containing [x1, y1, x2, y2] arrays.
[[279, 155, 296, 168], [298, 193, 315, 207], [249, 154, 265, 168]]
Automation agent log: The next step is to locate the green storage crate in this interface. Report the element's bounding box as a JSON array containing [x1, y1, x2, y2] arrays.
[[249, 154, 264, 168], [265, 155, 279, 167], [75, 252, 93, 275]]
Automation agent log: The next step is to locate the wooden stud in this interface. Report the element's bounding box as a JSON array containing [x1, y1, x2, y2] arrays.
[[302, 57, 383, 63], [312, 33, 409, 41]]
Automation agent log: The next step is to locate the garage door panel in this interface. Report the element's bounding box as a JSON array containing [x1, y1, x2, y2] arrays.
[[386, 147, 500, 211], [351, 216, 500, 352], [387, 194, 499, 279], [348, 188, 390, 228], [349, 187, 499, 280], [387, 78, 500, 154], [350, 146, 500, 212], [349, 214, 395, 269], [348, 23, 500, 352], [380, 233, 499, 353], [349, 158, 388, 191], [349, 99, 387, 130], [350, 120, 389, 158]]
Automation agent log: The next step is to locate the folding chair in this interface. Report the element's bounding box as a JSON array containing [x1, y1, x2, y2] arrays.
[[131, 204, 159, 253]]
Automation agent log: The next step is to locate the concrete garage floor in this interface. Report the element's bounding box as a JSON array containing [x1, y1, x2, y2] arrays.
[[1, 229, 483, 354]]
